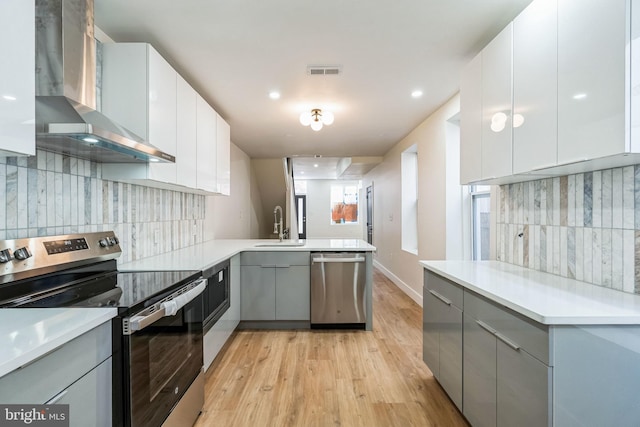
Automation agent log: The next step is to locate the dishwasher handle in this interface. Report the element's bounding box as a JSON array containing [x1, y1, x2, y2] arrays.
[[312, 256, 365, 264]]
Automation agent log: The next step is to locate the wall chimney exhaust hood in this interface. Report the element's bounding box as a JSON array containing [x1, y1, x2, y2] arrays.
[[35, 0, 174, 163]]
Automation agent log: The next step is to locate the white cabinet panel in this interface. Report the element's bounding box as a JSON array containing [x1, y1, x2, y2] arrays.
[[481, 23, 513, 180], [177, 75, 198, 188], [512, 0, 558, 174], [557, 0, 627, 164], [216, 114, 231, 195], [147, 46, 177, 183], [196, 95, 217, 193], [460, 53, 483, 184], [0, 0, 35, 157], [102, 43, 177, 184]]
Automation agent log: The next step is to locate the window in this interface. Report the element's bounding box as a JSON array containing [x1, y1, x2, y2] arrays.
[[401, 145, 418, 254], [330, 184, 359, 224], [470, 185, 491, 260]]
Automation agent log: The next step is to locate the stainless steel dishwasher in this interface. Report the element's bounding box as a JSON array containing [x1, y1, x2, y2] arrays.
[[310, 252, 366, 329]]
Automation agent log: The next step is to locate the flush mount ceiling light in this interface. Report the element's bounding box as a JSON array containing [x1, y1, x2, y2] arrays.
[[299, 108, 334, 131]]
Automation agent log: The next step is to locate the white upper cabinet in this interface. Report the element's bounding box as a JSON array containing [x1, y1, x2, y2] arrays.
[[557, 0, 627, 164], [0, 0, 35, 157], [216, 114, 231, 196], [460, 53, 483, 184], [481, 23, 513, 180], [512, 0, 558, 174], [196, 94, 217, 193], [176, 75, 198, 189], [102, 43, 177, 184]]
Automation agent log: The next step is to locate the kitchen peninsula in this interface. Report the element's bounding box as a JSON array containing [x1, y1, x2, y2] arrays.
[[421, 260, 640, 427]]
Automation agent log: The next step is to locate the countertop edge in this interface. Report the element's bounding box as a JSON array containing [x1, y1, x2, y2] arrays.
[[420, 260, 640, 326], [0, 308, 117, 378]]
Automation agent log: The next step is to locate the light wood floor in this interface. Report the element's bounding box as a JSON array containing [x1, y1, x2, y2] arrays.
[[194, 268, 469, 427]]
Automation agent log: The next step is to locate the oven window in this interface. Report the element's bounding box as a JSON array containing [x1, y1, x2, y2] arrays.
[[128, 295, 203, 427]]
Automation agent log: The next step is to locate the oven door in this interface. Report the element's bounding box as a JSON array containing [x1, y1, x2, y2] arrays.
[[124, 284, 204, 427]]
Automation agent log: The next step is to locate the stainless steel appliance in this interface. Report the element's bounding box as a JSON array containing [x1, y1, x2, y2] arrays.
[[0, 232, 205, 427], [202, 259, 230, 333], [310, 252, 366, 329], [35, 0, 174, 164]]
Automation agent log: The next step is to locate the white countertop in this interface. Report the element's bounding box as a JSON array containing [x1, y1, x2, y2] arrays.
[[420, 260, 640, 325], [0, 308, 116, 378], [119, 238, 376, 272]]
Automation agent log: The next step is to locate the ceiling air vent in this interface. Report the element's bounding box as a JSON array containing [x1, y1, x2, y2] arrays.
[[307, 65, 342, 76]]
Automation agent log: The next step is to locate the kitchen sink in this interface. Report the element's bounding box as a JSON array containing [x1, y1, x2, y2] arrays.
[[254, 240, 306, 247]]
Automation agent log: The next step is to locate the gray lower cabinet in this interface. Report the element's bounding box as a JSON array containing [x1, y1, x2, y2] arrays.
[[0, 321, 112, 427], [463, 290, 550, 427], [241, 251, 310, 321], [422, 271, 463, 411]]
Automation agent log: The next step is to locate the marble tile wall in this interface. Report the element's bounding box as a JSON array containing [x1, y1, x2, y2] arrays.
[[0, 150, 206, 264], [496, 166, 640, 294]]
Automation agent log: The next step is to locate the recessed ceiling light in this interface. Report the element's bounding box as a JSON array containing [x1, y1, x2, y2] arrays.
[[313, 164, 319, 168], [269, 91, 281, 100], [411, 90, 423, 98], [149, 158, 160, 162], [83, 137, 99, 143], [573, 93, 587, 100], [2, 95, 16, 101]]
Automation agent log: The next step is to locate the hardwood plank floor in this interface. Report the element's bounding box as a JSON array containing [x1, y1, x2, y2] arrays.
[[194, 268, 469, 427]]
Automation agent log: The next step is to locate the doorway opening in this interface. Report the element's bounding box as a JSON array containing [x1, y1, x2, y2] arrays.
[[366, 185, 373, 245], [296, 195, 307, 239]]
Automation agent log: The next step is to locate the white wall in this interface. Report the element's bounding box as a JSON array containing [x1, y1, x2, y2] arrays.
[[363, 94, 461, 304], [305, 179, 364, 239], [205, 142, 258, 239]]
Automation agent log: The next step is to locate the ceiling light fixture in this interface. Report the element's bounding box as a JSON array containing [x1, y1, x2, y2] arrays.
[[269, 91, 281, 100], [299, 108, 334, 132], [411, 90, 423, 98]]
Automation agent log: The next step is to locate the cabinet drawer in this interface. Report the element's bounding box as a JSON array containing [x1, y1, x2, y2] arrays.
[[424, 270, 463, 309], [241, 251, 310, 266], [0, 321, 112, 403], [464, 290, 549, 364]]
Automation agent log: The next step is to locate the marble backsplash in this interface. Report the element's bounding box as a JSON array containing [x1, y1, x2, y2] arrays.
[[0, 150, 206, 264], [496, 166, 640, 294]]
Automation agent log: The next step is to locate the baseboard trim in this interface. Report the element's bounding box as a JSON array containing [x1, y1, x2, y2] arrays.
[[373, 260, 423, 307]]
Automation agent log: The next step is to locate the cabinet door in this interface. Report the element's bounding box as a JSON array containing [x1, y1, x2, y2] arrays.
[[176, 75, 198, 188], [275, 265, 310, 320], [196, 95, 218, 192], [482, 23, 513, 180], [438, 303, 463, 411], [216, 114, 231, 195], [422, 287, 440, 377], [240, 266, 275, 320], [0, 0, 34, 157], [463, 313, 497, 427], [512, 0, 558, 174], [460, 53, 483, 184], [497, 342, 550, 427], [557, 0, 627, 163], [56, 358, 112, 427], [147, 46, 177, 183]]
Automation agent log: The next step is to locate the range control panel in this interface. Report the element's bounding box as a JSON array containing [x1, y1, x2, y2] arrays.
[[43, 238, 89, 255], [0, 232, 121, 282]]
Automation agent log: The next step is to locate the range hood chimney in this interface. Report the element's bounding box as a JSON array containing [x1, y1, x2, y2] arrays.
[[35, 0, 174, 163]]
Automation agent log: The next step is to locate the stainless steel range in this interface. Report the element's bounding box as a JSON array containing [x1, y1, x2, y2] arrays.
[[0, 232, 205, 427]]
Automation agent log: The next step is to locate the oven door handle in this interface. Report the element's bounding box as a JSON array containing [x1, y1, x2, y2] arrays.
[[127, 279, 206, 333]]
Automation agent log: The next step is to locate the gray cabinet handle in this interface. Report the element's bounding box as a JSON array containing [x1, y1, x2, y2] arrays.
[[476, 319, 497, 335], [495, 332, 521, 351], [260, 264, 276, 268], [275, 264, 291, 268], [428, 289, 452, 306]]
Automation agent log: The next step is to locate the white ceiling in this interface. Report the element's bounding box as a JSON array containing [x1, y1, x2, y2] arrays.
[[95, 0, 532, 160]]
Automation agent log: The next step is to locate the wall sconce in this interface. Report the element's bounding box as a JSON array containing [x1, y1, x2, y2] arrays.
[[300, 108, 334, 131]]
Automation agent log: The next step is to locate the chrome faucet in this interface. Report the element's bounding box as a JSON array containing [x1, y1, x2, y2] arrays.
[[273, 205, 284, 241]]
